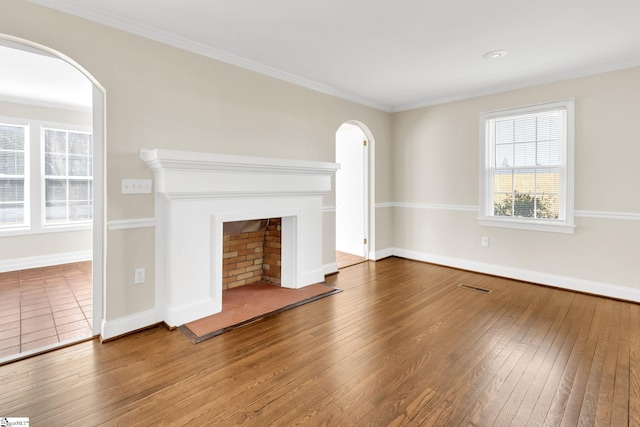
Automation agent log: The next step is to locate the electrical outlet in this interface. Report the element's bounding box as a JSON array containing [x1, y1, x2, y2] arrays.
[[134, 268, 145, 284], [481, 237, 490, 247]]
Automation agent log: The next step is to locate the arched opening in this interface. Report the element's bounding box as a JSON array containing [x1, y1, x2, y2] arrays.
[[0, 34, 104, 361], [335, 121, 374, 269]]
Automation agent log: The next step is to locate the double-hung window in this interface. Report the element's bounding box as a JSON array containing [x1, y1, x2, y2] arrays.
[[0, 117, 92, 234], [44, 128, 93, 224], [0, 123, 28, 229], [479, 99, 575, 233]]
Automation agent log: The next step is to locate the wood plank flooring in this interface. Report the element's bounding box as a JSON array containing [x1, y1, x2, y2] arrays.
[[336, 250, 366, 269], [0, 257, 638, 426]]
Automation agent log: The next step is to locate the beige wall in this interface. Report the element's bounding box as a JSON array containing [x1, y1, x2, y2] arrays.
[[4, 0, 636, 335], [0, 1, 392, 324], [0, 101, 92, 263], [391, 67, 640, 289]]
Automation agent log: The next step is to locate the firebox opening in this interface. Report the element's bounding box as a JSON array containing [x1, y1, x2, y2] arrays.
[[222, 218, 282, 290]]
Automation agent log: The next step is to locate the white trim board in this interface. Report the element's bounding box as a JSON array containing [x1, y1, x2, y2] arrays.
[[107, 218, 156, 230], [323, 262, 339, 276], [100, 309, 158, 340], [388, 247, 640, 303], [0, 250, 92, 272], [383, 202, 640, 221]]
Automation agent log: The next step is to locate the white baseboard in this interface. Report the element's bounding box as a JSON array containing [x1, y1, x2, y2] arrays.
[[0, 250, 92, 272], [301, 268, 326, 287], [323, 262, 339, 276], [389, 247, 640, 303], [101, 309, 158, 340], [371, 247, 395, 261]]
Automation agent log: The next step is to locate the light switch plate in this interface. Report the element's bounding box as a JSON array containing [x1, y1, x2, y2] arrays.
[[122, 179, 152, 194]]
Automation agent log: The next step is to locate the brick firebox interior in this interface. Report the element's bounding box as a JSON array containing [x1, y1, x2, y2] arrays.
[[222, 218, 282, 289]]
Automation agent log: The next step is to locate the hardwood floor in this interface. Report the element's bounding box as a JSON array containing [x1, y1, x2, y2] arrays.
[[1, 257, 638, 426], [336, 250, 366, 269]]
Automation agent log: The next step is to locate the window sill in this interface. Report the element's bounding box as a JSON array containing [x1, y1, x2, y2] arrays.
[[478, 217, 576, 234], [0, 222, 92, 237]]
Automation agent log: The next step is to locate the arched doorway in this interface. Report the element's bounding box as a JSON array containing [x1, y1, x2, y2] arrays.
[[335, 121, 373, 269], [0, 34, 104, 359]]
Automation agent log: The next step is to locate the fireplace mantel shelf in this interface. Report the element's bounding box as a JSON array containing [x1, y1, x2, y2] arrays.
[[140, 149, 339, 176]]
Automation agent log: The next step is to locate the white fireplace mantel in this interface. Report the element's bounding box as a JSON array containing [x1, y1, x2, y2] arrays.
[[141, 149, 339, 200], [141, 149, 339, 327]]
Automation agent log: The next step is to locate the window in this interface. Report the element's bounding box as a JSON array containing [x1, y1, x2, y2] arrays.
[[0, 117, 92, 234], [0, 123, 28, 228], [479, 99, 575, 233], [44, 128, 93, 224]]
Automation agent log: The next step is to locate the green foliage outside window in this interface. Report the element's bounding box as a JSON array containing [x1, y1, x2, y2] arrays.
[[494, 191, 558, 219]]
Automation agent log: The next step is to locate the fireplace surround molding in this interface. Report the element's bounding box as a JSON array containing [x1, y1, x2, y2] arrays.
[[141, 149, 339, 327]]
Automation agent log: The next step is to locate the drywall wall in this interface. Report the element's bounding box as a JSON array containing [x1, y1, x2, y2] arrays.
[[0, 0, 392, 334], [391, 67, 640, 294]]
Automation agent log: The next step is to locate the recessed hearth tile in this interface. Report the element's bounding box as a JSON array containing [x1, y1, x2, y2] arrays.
[[21, 313, 54, 326], [58, 327, 91, 343], [54, 312, 88, 326], [0, 271, 20, 284], [21, 327, 57, 344], [41, 266, 64, 278], [21, 307, 53, 320], [20, 268, 43, 281], [0, 336, 20, 351], [21, 336, 59, 352]]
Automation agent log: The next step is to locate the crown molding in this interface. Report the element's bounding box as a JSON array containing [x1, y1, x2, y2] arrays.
[[28, 0, 392, 112]]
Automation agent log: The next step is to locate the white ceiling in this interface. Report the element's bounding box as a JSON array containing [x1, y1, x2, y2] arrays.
[[0, 43, 92, 111], [23, 0, 640, 111]]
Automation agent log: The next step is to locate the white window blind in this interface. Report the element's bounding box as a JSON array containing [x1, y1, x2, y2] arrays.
[[0, 123, 27, 228]]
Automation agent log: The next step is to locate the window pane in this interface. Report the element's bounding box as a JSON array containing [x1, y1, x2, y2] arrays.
[[537, 140, 559, 165], [46, 179, 67, 201], [495, 120, 514, 144], [69, 180, 89, 200], [0, 179, 24, 202], [537, 113, 559, 141], [493, 193, 512, 217], [0, 124, 25, 150], [69, 132, 91, 155], [513, 169, 535, 193], [0, 203, 24, 226], [514, 117, 536, 142], [513, 192, 536, 218], [70, 201, 92, 221], [536, 168, 559, 194], [537, 194, 559, 219], [495, 144, 513, 167], [514, 142, 536, 166], [68, 155, 89, 176], [45, 153, 66, 176], [0, 151, 25, 175], [46, 201, 67, 222], [45, 129, 67, 153], [493, 170, 512, 194]]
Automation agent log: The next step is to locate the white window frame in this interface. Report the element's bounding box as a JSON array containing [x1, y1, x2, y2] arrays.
[[478, 99, 575, 233], [0, 120, 30, 231], [0, 116, 92, 236], [42, 126, 93, 227]]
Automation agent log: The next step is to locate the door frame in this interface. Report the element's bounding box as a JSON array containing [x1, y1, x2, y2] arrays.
[[0, 34, 106, 336], [335, 120, 375, 261]]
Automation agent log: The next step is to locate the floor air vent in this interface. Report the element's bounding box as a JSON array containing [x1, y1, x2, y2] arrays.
[[458, 283, 492, 294]]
